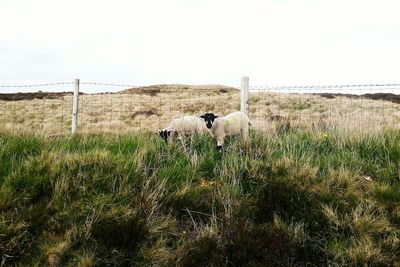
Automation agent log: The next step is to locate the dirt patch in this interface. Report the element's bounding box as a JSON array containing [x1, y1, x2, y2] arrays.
[[317, 93, 400, 104], [0, 92, 75, 101]]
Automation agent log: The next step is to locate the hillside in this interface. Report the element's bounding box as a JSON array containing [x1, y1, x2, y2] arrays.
[[119, 84, 238, 95], [1, 130, 400, 266]]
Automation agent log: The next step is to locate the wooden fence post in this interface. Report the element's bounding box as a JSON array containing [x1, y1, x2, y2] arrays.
[[71, 79, 80, 134], [241, 76, 249, 115]]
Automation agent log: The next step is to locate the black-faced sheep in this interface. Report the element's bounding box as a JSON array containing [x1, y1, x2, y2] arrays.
[[159, 115, 206, 142], [200, 111, 251, 151]]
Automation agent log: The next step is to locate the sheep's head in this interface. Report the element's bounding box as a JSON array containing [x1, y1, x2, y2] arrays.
[[200, 113, 218, 129], [159, 129, 172, 142]]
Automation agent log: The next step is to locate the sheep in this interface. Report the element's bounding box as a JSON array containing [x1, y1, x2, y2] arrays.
[[159, 115, 206, 142], [200, 111, 251, 151]]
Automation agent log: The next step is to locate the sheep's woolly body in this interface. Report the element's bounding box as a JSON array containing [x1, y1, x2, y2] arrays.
[[165, 116, 206, 139], [208, 111, 251, 147]]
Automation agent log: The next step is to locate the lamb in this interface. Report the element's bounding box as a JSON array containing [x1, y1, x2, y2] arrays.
[[200, 111, 251, 151], [159, 115, 206, 142]]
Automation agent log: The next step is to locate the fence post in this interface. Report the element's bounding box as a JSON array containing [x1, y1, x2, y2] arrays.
[[71, 79, 80, 134], [241, 76, 249, 115]]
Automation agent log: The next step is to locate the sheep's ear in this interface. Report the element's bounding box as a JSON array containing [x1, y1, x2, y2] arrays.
[[214, 115, 219, 118], [200, 115, 205, 119]]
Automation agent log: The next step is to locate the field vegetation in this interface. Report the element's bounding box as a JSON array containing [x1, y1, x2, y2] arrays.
[[1, 127, 400, 266], [1, 85, 400, 266]]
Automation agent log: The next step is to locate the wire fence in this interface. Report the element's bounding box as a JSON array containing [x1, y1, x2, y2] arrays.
[[249, 83, 400, 134], [1, 79, 400, 136]]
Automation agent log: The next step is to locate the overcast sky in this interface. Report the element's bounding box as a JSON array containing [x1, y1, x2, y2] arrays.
[[1, 0, 399, 92]]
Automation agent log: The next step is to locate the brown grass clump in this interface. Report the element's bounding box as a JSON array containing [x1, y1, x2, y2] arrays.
[[130, 109, 159, 119]]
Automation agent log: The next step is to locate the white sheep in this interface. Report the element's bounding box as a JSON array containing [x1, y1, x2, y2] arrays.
[[200, 111, 251, 151], [159, 115, 206, 142]]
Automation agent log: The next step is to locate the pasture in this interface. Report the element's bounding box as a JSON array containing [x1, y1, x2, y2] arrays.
[[1, 85, 400, 266]]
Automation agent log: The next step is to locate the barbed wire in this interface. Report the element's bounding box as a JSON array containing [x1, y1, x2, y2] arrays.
[[81, 82, 137, 87], [0, 81, 139, 89], [0, 82, 74, 88], [250, 83, 400, 90]]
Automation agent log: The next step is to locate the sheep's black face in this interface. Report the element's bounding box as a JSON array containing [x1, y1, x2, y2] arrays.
[[200, 113, 218, 129], [159, 129, 172, 142]]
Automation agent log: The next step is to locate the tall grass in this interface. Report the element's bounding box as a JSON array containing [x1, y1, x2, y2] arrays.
[[1, 129, 400, 266]]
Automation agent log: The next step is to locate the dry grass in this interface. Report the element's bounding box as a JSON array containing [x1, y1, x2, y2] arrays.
[[1, 85, 400, 135]]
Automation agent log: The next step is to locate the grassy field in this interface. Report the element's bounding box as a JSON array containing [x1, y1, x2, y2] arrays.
[[1, 85, 400, 135], [1, 127, 400, 266]]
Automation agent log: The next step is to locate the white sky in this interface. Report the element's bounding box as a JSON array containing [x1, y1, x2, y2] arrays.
[[1, 0, 400, 92]]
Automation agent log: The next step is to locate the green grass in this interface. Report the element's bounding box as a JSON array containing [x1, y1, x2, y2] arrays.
[[1, 130, 400, 266]]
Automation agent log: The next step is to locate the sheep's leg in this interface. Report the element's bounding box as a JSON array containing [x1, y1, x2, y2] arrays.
[[216, 136, 225, 152], [177, 133, 186, 146]]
